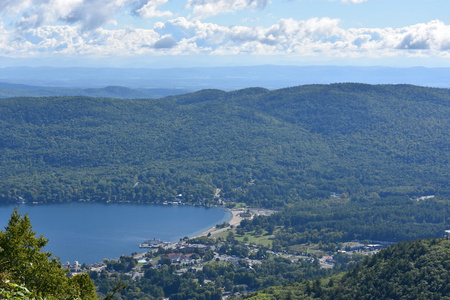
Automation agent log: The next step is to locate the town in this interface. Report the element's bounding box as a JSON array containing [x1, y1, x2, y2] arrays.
[[65, 209, 395, 299]]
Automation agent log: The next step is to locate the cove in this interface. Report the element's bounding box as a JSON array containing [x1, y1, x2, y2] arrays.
[[0, 202, 232, 265]]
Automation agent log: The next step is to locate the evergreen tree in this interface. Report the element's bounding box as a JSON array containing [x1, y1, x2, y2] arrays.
[[0, 208, 98, 299]]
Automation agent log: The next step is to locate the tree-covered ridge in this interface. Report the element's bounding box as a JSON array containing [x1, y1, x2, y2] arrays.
[[0, 84, 448, 205], [238, 197, 448, 251], [244, 238, 450, 300]]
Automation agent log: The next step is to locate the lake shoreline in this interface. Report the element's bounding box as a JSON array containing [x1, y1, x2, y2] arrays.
[[1, 202, 231, 265], [194, 208, 244, 238]]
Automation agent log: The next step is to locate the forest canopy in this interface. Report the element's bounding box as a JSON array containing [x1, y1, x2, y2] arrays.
[[0, 83, 448, 206], [244, 238, 450, 300]]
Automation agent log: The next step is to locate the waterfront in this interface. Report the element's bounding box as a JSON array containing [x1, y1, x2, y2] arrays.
[[0, 202, 232, 264]]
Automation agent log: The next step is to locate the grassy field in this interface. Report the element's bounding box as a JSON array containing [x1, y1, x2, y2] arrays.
[[214, 228, 273, 247]]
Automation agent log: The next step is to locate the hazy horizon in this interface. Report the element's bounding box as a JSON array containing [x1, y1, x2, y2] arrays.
[[1, 65, 450, 92]]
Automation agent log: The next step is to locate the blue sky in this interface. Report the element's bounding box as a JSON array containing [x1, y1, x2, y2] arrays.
[[0, 0, 449, 68]]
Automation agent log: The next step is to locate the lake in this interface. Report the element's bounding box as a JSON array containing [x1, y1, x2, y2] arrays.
[[0, 202, 231, 265]]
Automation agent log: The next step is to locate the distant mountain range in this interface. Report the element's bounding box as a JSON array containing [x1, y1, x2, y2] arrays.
[[0, 82, 192, 99], [0, 65, 450, 98]]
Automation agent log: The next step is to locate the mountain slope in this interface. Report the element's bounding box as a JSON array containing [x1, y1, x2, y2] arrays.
[[245, 238, 450, 299], [0, 84, 448, 205]]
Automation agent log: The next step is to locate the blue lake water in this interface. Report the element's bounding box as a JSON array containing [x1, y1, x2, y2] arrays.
[[0, 203, 231, 265]]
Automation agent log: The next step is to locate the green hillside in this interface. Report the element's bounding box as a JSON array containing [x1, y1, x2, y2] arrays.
[[244, 238, 450, 299], [0, 84, 448, 205]]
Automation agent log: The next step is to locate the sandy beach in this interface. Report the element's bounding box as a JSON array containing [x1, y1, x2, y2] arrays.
[[196, 209, 245, 238], [229, 209, 245, 226], [133, 209, 246, 260]]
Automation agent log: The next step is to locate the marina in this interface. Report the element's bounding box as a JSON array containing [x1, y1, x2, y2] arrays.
[[139, 238, 165, 248]]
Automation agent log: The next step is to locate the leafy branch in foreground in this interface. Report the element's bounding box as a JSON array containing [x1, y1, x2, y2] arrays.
[[104, 281, 127, 300], [0, 208, 98, 299]]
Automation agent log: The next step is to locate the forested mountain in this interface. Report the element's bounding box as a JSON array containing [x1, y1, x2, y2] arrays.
[[244, 238, 450, 299], [0, 84, 448, 206]]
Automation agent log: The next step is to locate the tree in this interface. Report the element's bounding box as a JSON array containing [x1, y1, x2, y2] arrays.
[[203, 250, 215, 262], [226, 231, 236, 243], [0, 208, 98, 299], [0, 272, 32, 300]]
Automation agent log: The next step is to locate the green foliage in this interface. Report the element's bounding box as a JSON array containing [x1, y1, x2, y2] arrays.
[[94, 266, 222, 299], [0, 208, 98, 299], [1, 83, 449, 298], [92, 250, 336, 299], [0, 84, 448, 206], [240, 198, 448, 248], [0, 274, 32, 300], [105, 255, 138, 272], [104, 281, 127, 300], [188, 236, 216, 245], [244, 238, 450, 299], [333, 238, 450, 299]]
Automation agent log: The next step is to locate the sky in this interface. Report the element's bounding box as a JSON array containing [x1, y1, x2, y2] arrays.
[[0, 0, 450, 68]]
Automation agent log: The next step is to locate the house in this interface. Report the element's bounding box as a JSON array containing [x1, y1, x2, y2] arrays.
[[165, 253, 182, 263], [131, 272, 144, 280]]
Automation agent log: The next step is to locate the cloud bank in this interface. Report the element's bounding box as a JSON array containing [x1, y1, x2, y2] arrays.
[[0, 0, 448, 64], [2, 17, 449, 58]]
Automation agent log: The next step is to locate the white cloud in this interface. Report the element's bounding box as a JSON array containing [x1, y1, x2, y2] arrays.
[[3, 0, 174, 32], [0, 23, 15, 54], [153, 35, 177, 48], [150, 18, 450, 58], [186, 0, 268, 19], [1, 12, 449, 62], [395, 20, 450, 50], [10, 0, 132, 31], [340, 0, 367, 3], [0, 0, 33, 16], [134, 0, 173, 18]]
